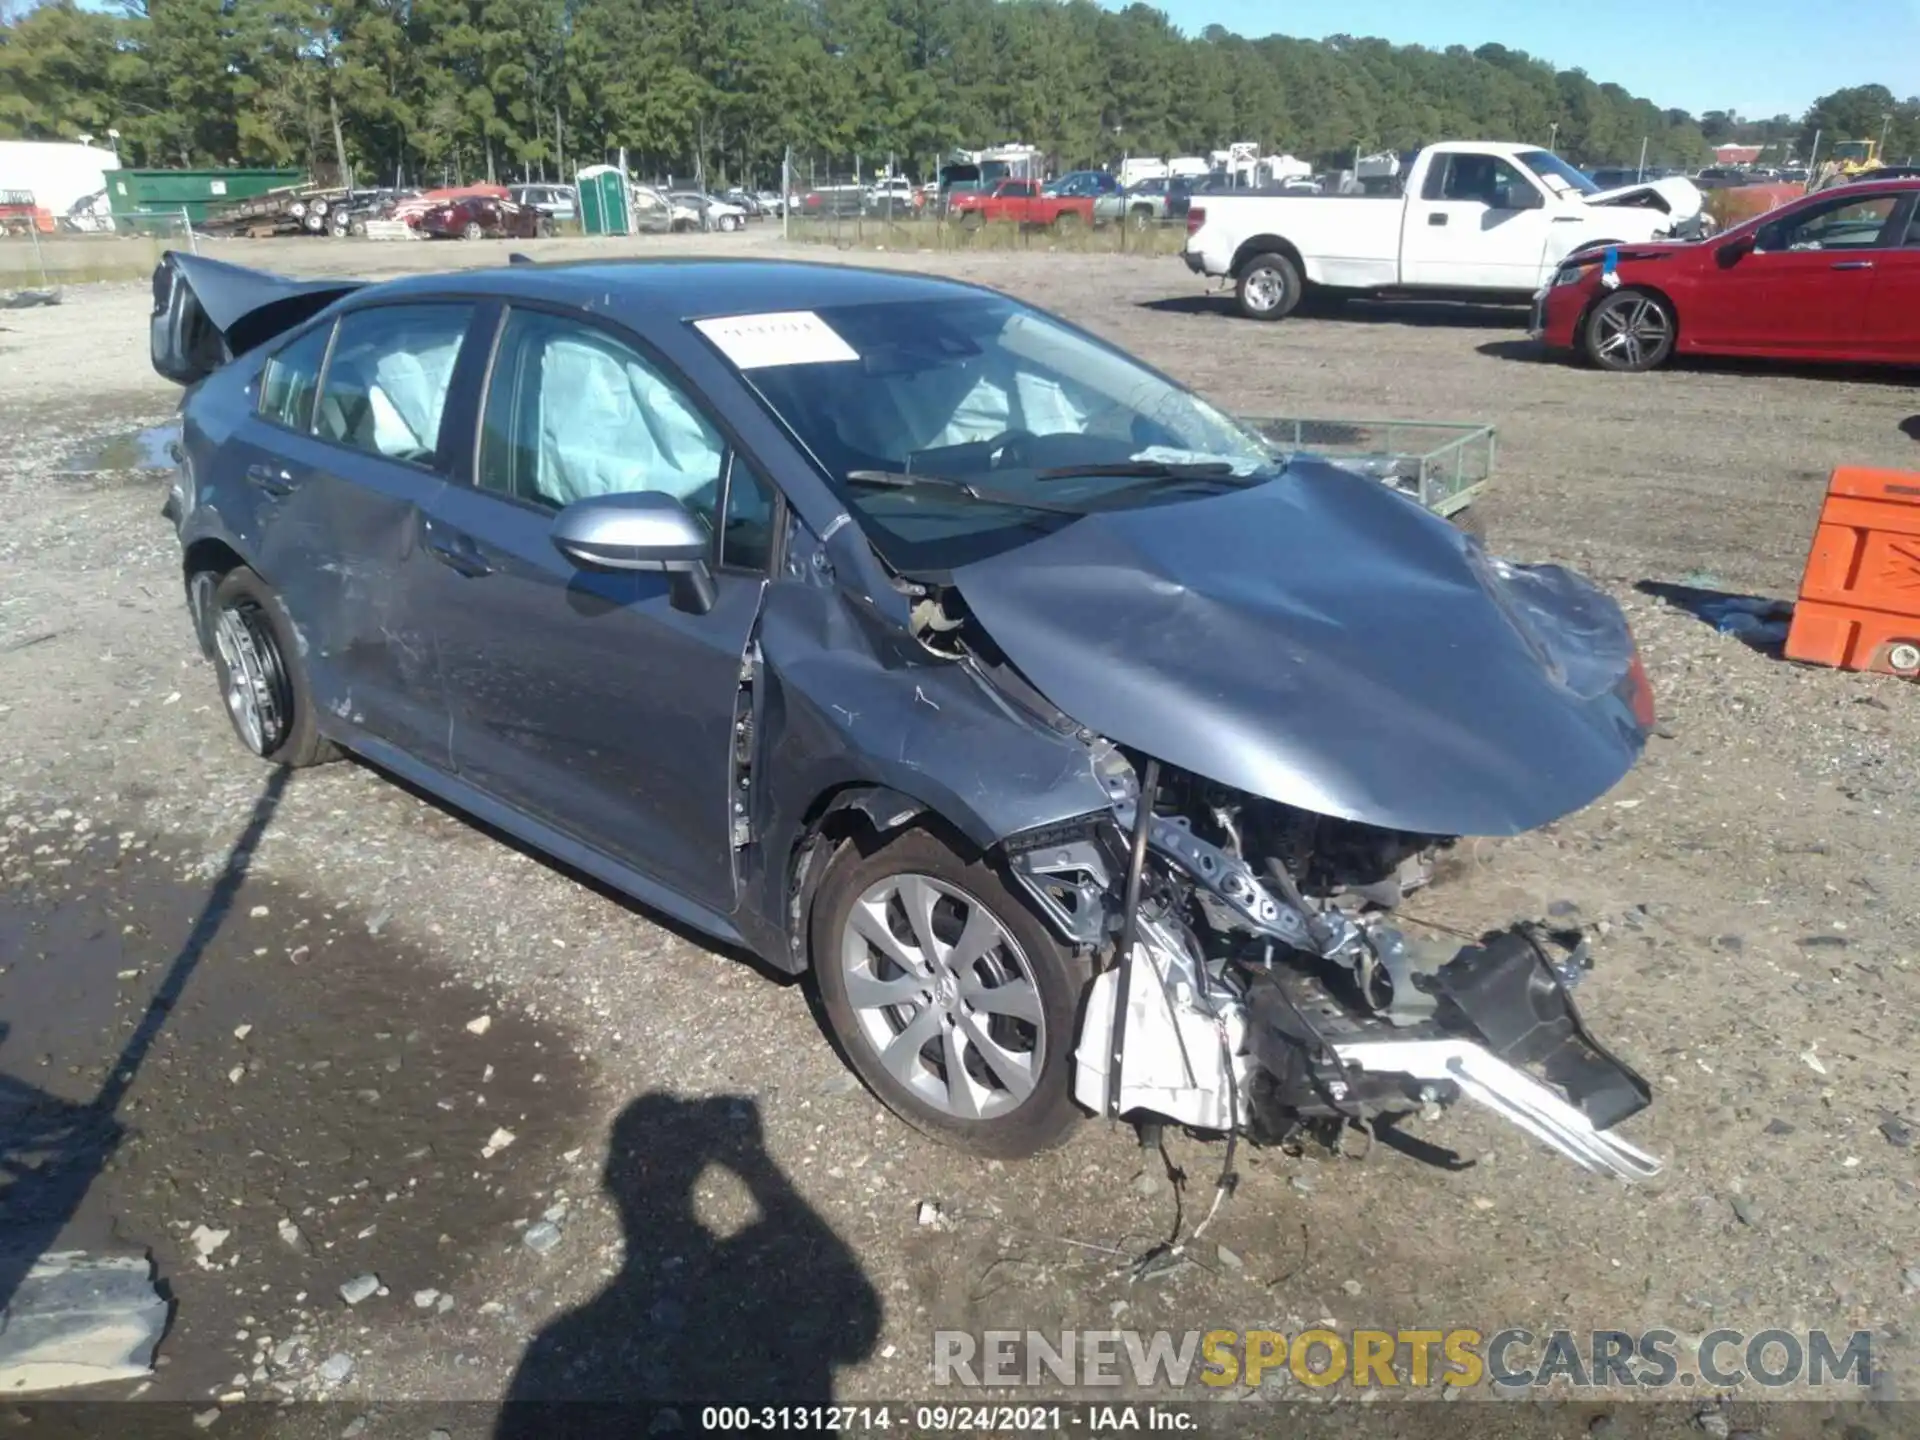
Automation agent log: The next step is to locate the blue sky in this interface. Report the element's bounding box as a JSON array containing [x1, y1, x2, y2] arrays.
[[1154, 0, 1920, 118]]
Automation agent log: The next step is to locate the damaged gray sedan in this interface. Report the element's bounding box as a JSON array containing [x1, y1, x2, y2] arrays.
[[151, 251, 1661, 1178]]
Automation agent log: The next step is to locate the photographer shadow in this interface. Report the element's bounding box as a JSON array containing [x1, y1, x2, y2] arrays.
[[497, 1092, 880, 1433]]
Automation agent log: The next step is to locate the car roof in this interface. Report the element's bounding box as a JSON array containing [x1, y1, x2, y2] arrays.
[[364, 258, 991, 323], [1425, 140, 1547, 158], [1824, 175, 1920, 191]]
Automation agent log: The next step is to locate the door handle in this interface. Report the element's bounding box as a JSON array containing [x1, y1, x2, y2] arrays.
[[1830, 260, 1875, 270], [425, 531, 493, 578], [244, 462, 295, 496], [1428, 213, 1448, 226]]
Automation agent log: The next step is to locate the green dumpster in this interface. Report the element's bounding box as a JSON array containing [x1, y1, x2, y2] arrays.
[[576, 165, 628, 236], [108, 168, 306, 225]]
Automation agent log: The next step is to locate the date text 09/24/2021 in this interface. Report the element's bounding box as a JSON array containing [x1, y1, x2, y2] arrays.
[[699, 1405, 1195, 1432]]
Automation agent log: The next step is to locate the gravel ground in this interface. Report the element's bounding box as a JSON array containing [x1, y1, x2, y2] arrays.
[[1, 228, 1917, 1431]]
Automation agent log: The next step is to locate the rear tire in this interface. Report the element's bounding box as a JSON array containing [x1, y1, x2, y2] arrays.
[[206, 567, 336, 768], [1235, 251, 1303, 320], [461, 220, 484, 241], [811, 828, 1090, 1158], [1583, 288, 1676, 372]]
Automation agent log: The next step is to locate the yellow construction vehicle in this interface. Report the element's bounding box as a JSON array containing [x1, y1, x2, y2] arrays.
[[1813, 138, 1884, 189]]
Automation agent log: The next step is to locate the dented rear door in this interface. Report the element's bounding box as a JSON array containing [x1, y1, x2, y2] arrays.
[[252, 300, 483, 767]]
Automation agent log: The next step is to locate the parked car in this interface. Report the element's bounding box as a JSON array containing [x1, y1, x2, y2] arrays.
[[509, 184, 577, 223], [668, 191, 748, 232], [626, 183, 680, 234], [1184, 140, 1710, 320], [148, 249, 1661, 1177], [754, 190, 786, 217], [721, 188, 765, 218], [418, 194, 549, 241], [865, 176, 917, 211], [797, 185, 866, 218], [1045, 170, 1122, 199], [1532, 177, 1920, 370], [947, 178, 1094, 230], [1092, 176, 1197, 229], [1691, 166, 1754, 191]]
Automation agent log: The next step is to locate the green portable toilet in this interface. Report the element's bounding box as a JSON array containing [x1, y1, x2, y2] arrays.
[[575, 165, 628, 236]]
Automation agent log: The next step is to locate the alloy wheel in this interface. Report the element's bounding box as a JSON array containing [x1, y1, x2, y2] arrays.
[[1593, 294, 1672, 369], [838, 873, 1045, 1121], [212, 601, 290, 756]]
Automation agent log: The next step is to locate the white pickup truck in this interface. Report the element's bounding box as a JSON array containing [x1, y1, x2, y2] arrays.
[[1182, 141, 1708, 319]]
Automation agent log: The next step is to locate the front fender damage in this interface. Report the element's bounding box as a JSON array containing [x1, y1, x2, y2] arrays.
[[752, 511, 1660, 1183]]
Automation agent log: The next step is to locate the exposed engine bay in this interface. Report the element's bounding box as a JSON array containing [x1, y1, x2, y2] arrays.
[[1002, 757, 1660, 1181]]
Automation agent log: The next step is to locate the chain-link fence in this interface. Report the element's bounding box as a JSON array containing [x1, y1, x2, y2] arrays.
[[776, 156, 1196, 255], [786, 204, 1191, 255], [1, 212, 196, 293]]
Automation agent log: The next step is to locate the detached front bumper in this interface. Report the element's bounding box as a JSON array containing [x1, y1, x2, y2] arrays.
[[1245, 926, 1658, 1180], [1181, 248, 1205, 275]]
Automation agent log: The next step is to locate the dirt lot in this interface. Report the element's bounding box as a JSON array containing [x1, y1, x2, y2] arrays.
[[1, 227, 1917, 1432]]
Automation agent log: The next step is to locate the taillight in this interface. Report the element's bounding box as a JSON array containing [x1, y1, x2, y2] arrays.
[[1186, 206, 1206, 235]]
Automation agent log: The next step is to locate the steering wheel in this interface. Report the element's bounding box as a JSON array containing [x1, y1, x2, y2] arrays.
[[980, 428, 1041, 470]]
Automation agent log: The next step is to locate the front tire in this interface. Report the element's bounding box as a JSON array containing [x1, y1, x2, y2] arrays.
[[718, 213, 740, 232], [1235, 251, 1303, 320], [206, 567, 336, 767], [812, 828, 1090, 1158], [1584, 288, 1675, 371], [461, 220, 484, 241]]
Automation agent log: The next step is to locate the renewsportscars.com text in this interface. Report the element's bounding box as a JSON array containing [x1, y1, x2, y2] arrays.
[[933, 1327, 1875, 1391]]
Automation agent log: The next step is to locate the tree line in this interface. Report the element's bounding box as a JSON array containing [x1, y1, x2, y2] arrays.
[[2, 0, 1916, 191]]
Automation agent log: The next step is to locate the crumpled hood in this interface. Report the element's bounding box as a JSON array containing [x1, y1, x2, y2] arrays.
[[1586, 175, 1704, 222], [950, 462, 1651, 837]]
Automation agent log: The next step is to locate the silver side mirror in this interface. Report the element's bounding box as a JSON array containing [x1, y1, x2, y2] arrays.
[[550, 492, 715, 614]]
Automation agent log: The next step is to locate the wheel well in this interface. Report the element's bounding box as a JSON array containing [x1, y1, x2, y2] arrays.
[[183, 537, 248, 585], [181, 538, 250, 657], [782, 784, 933, 971], [1230, 235, 1305, 281]]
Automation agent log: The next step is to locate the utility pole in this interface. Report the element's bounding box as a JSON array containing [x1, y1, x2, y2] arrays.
[[1548, 122, 1559, 153], [1636, 135, 1648, 181]]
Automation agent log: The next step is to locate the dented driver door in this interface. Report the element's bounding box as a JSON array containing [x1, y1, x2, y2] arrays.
[[417, 306, 776, 915]]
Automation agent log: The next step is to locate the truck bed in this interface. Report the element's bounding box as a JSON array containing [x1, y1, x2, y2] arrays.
[[1191, 193, 1404, 288]]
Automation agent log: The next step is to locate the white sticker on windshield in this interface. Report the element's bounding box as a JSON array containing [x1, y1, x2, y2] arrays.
[[694, 311, 858, 370]]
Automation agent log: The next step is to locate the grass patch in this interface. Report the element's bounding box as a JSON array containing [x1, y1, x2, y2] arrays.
[[1, 234, 169, 287]]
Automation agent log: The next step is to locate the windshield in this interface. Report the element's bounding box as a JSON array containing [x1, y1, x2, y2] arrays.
[[1521, 150, 1601, 196], [705, 296, 1283, 573]]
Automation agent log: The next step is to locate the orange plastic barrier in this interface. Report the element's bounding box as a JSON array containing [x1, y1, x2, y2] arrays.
[[1784, 466, 1920, 677]]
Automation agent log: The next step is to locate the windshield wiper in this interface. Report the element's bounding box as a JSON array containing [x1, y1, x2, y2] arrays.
[[1035, 459, 1257, 483], [845, 469, 1088, 515]]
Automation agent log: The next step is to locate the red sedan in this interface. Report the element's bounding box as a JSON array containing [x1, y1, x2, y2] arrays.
[[1534, 178, 1920, 371], [418, 194, 550, 241]]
